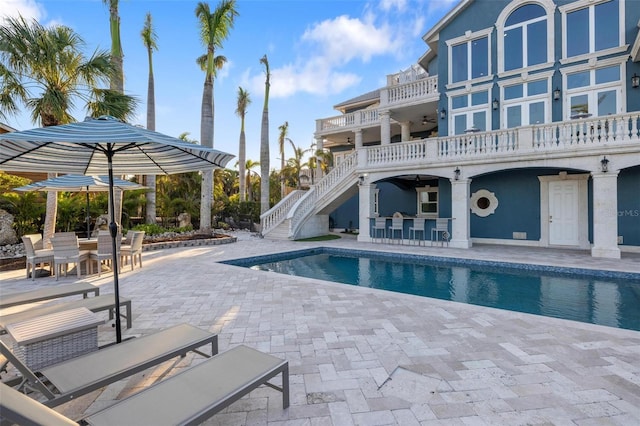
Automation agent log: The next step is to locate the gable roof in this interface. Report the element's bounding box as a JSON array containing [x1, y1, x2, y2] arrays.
[[419, 0, 474, 69], [333, 89, 380, 113], [632, 19, 640, 62]]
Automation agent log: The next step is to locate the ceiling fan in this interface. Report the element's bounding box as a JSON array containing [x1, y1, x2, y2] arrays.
[[421, 115, 436, 125]]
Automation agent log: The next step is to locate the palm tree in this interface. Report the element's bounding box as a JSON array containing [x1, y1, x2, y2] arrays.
[[245, 159, 260, 202], [235, 87, 251, 202], [0, 16, 136, 245], [277, 121, 289, 198], [103, 0, 125, 227], [195, 0, 238, 231], [259, 54, 271, 215], [284, 140, 310, 190], [141, 12, 158, 225]]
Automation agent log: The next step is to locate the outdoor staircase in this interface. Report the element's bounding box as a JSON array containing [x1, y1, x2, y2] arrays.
[[261, 151, 358, 240]]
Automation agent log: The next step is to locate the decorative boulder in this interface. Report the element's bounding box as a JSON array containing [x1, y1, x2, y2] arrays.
[[177, 212, 191, 228], [0, 209, 18, 245]]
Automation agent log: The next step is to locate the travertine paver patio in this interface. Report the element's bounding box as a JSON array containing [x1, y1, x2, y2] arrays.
[[1, 232, 639, 425]]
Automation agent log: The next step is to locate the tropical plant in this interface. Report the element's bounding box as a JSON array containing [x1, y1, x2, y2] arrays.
[[141, 12, 159, 225], [0, 16, 136, 245], [283, 139, 310, 189], [259, 54, 271, 214], [307, 147, 333, 184], [277, 121, 289, 198], [244, 159, 260, 202], [195, 0, 238, 231], [235, 87, 251, 202]]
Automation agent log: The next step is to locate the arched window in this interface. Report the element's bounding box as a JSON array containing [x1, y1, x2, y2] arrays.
[[496, 0, 555, 75], [504, 4, 547, 71]]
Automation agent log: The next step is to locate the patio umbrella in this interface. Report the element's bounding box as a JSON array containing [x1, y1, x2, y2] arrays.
[[0, 116, 235, 343], [14, 174, 145, 239]]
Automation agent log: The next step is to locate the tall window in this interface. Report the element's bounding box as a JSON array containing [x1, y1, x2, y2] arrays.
[[565, 64, 621, 118], [450, 36, 489, 83], [447, 28, 492, 85], [502, 79, 549, 127], [503, 4, 547, 71], [450, 90, 489, 135], [565, 0, 620, 58]]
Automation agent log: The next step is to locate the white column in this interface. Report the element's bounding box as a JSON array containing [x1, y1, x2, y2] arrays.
[[315, 136, 324, 179], [400, 121, 411, 142], [357, 182, 376, 242], [355, 129, 363, 148], [380, 111, 391, 145], [591, 171, 621, 259], [450, 178, 472, 248]]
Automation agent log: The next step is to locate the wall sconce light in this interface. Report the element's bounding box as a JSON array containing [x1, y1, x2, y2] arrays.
[[346, 137, 352, 145], [454, 167, 461, 180], [600, 156, 609, 173], [440, 108, 447, 119], [632, 73, 640, 89], [492, 98, 499, 110], [553, 87, 561, 101]]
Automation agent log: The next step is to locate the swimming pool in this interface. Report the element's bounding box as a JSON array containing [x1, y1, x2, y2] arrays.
[[223, 247, 640, 332]]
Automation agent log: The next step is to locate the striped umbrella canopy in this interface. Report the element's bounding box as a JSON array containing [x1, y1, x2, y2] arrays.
[[0, 116, 235, 343], [14, 175, 146, 240]]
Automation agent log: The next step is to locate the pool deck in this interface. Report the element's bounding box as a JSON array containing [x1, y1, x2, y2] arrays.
[[1, 233, 639, 425]]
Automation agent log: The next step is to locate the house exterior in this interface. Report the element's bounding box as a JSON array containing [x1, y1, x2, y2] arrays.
[[260, 0, 640, 259]]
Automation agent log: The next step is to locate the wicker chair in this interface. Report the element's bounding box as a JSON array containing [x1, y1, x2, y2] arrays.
[[89, 231, 122, 277], [51, 234, 91, 280]]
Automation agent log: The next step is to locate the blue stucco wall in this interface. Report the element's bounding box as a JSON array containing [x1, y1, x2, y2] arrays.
[[329, 193, 359, 230], [619, 166, 640, 246], [470, 169, 547, 240]]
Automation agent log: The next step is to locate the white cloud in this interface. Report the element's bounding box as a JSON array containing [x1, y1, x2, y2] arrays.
[[302, 14, 399, 65], [379, 0, 408, 12], [0, 0, 45, 21]]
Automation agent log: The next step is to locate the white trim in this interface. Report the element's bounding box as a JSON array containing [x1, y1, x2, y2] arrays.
[[496, 69, 555, 87], [470, 189, 499, 217], [445, 75, 493, 90], [496, 0, 556, 74], [497, 62, 554, 79], [446, 82, 494, 96], [559, 46, 630, 66], [559, 55, 628, 75], [471, 237, 542, 247]]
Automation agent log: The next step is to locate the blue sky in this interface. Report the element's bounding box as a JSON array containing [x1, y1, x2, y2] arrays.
[[2, 0, 454, 170]]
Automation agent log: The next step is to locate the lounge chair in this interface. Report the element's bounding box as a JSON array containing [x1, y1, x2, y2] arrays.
[[0, 294, 133, 333], [0, 283, 99, 310], [0, 323, 218, 408], [0, 345, 288, 426]]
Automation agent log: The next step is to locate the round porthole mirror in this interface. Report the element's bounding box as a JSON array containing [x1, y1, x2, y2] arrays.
[[470, 189, 498, 217]]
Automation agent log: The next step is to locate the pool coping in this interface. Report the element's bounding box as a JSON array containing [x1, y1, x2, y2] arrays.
[[221, 246, 640, 281]]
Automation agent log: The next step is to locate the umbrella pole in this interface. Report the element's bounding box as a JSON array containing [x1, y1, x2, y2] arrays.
[[86, 187, 91, 239], [107, 149, 123, 343]]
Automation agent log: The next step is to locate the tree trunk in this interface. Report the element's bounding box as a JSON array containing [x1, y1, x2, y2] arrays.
[[239, 126, 246, 202], [199, 73, 214, 231], [42, 173, 58, 248]]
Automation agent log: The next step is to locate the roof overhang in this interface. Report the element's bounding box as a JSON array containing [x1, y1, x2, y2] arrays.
[[0, 122, 17, 133], [632, 20, 640, 62]]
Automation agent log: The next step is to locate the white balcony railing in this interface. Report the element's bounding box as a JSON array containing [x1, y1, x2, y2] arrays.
[[260, 190, 305, 235], [383, 75, 438, 106], [317, 109, 379, 132]]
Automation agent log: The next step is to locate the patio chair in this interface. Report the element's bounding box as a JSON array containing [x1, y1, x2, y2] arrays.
[[120, 230, 145, 271], [51, 233, 91, 280], [21, 234, 54, 280], [0, 345, 288, 426], [388, 214, 404, 243], [408, 218, 426, 246], [372, 217, 387, 243], [0, 282, 99, 310], [0, 323, 217, 408], [89, 231, 122, 277], [431, 218, 450, 246]]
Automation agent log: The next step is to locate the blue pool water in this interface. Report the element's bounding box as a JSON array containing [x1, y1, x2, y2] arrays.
[[224, 248, 640, 332]]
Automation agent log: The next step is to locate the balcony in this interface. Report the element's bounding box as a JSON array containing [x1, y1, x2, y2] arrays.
[[315, 75, 439, 136]]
